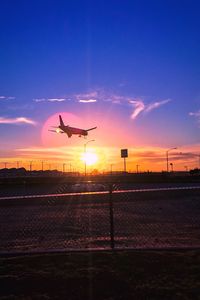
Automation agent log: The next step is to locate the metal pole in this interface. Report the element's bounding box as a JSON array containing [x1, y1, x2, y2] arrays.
[[166, 151, 169, 173], [166, 147, 177, 172], [124, 157, 126, 173], [109, 184, 115, 250]]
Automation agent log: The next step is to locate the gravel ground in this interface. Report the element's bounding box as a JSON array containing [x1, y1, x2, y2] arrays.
[[0, 189, 200, 253]]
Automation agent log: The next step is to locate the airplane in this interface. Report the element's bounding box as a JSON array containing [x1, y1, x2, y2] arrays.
[[48, 115, 97, 138]]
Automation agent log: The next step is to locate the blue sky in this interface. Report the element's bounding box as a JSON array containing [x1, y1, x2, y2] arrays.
[[0, 0, 200, 171]]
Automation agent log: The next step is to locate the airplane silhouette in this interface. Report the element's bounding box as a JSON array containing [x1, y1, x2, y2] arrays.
[[49, 115, 97, 138]]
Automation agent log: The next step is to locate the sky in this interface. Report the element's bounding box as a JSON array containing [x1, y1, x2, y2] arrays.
[[0, 0, 200, 172]]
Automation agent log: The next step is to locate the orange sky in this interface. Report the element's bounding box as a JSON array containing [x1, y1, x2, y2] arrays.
[[1, 144, 200, 173], [0, 112, 200, 173]]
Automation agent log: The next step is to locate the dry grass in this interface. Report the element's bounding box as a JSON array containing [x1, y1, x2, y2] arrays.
[[1, 249, 200, 299]]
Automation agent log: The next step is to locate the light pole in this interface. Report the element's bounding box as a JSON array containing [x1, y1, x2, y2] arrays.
[[136, 164, 140, 173], [192, 153, 200, 169], [84, 139, 95, 176], [166, 147, 177, 172], [16, 161, 20, 169], [110, 164, 113, 175]]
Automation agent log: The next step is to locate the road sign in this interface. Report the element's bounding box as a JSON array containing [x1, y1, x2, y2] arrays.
[[121, 149, 128, 158]]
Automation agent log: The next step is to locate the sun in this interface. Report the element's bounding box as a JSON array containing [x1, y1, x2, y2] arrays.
[[81, 152, 98, 166]]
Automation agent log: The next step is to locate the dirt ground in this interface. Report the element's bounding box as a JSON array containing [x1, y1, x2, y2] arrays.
[[0, 249, 200, 300]]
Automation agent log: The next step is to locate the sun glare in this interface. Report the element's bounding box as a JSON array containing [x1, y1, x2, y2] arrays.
[[81, 152, 98, 166]]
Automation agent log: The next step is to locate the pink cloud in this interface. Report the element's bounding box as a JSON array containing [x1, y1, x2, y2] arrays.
[[0, 117, 37, 125]]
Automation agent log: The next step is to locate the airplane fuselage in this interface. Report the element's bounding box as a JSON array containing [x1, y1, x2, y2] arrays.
[[59, 125, 88, 137]]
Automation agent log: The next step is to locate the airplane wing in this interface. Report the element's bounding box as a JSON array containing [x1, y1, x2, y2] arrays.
[[86, 126, 97, 131]]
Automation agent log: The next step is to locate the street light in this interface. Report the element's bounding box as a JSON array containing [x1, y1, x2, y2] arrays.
[[110, 164, 113, 175], [192, 153, 200, 169], [29, 161, 33, 172], [166, 147, 177, 172], [16, 161, 21, 169], [84, 139, 95, 176]]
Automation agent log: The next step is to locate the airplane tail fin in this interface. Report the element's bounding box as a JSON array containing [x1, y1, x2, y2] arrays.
[[86, 126, 97, 132], [59, 115, 65, 127]]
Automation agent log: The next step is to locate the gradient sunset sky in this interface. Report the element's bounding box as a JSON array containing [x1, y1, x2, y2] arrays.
[[0, 0, 200, 172]]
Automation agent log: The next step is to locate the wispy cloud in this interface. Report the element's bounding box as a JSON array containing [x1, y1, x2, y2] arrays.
[[129, 98, 171, 120], [47, 98, 66, 102], [0, 117, 37, 125], [0, 96, 15, 100], [103, 94, 124, 104], [129, 99, 145, 119], [75, 90, 126, 104], [75, 90, 171, 119], [16, 147, 66, 153], [79, 99, 97, 103], [33, 98, 66, 103], [189, 110, 200, 128], [32, 89, 171, 121], [145, 99, 171, 113], [189, 110, 200, 125], [15, 146, 77, 161], [75, 91, 98, 103], [34, 98, 46, 102], [189, 111, 200, 117]]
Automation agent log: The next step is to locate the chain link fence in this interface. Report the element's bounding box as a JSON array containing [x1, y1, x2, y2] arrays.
[[0, 181, 200, 254]]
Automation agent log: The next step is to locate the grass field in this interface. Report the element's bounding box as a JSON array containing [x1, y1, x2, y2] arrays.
[[1, 249, 200, 299]]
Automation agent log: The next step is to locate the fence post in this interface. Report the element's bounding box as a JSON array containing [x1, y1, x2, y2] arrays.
[[109, 183, 115, 250]]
